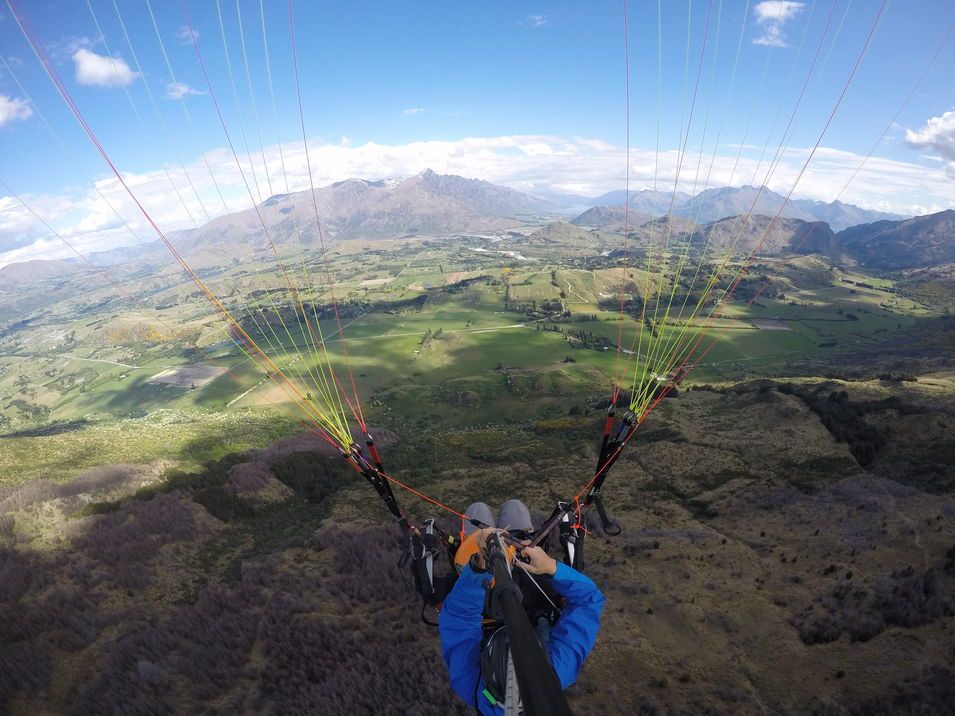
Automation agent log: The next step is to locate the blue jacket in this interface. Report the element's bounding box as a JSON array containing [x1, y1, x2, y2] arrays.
[[438, 562, 605, 714]]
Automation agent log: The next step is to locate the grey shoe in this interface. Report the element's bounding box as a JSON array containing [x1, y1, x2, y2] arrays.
[[463, 501, 495, 537], [497, 499, 534, 535]]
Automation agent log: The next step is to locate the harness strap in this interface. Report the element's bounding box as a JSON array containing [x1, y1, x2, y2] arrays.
[[403, 519, 460, 626], [348, 445, 409, 533], [556, 500, 585, 571], [590, 493, 621, 536]]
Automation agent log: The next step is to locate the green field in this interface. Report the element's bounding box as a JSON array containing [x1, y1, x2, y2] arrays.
[[1, 233, 948, 483]]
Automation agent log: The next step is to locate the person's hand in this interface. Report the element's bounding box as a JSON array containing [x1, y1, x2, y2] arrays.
[[470, 527, 497, 571], [518, 541, 557, 576]]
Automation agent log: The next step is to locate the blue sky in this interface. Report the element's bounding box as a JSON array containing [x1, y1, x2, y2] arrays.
[[1, 0, 954, 265]]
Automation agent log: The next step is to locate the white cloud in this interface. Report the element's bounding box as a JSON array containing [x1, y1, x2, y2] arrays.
[[905, 110, 955, 178], [752, 1, 804, 47], [72, 48, 140, 88], [0, 235, 77, 267], [527, 14, 548, 28], [1, 55, 25, 70], [0, 94, 32, 126], [3, 134, 955, 268], [47, 35, 97, 62], [753, 1, 804, 24], [401, 107, 428, 116], [164, 81, 205, 100], [0, 190, 91, 256], [176, 26, 199, 45]]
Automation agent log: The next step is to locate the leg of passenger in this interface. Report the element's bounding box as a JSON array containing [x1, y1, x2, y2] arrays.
[[463, 502, 495, 537], [497, 499, 534, 538]]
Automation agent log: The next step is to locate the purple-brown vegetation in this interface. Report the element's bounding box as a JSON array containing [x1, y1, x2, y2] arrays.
[[0, 549, 54, 705], [72, 491, 200, 589], [0, 465, 142, 515], [227, 460, 273, 493], [67, 527, 467, 715], [848, 665, 955, 715], [56, 465, 141, 498], [793, 566, 954, 644]]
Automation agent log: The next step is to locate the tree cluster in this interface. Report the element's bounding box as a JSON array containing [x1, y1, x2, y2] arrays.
[[63, 527, 468, 716], [776, 384, 887, 466], [792, 566, 953, 645], [73, 491, 200, 589]]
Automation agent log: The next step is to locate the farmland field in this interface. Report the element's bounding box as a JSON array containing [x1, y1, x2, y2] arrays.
[[1, 232, 949, 483]]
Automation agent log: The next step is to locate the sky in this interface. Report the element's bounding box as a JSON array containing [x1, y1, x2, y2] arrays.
[[0, 0, 954, 268]]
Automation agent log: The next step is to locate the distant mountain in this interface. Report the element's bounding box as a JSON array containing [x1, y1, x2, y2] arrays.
[[693, 216, 841, 259], [574, 207, 839, 260], [628, 215, 700, 245], [589, 189, 692, 216], [675, 186, 906, 230], [837, 210, 955, 270], [570, 206, 652, 231], [789, 198, 906, 233], [575, 206, 954, 267], [407, 170, 553, 217], [184, 169, 553, 260], [0, 258, 80, 293], [526, 221, 607, 247], [572, 185, 906, 232], [531, 190, 596, 213], [680, 186, 815, 224]]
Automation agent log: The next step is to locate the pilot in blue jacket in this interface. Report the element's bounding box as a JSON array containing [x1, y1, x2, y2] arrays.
[[438, 520, 605, 714]]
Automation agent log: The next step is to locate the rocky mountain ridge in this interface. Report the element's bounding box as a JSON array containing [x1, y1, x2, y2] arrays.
[[0, 173, 945, 291], [578, 185, 906, 232]]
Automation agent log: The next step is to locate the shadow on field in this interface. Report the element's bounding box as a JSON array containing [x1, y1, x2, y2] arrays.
[[0, 418, 90, 438]]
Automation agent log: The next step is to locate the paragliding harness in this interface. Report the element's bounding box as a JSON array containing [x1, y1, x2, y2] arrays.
[[346, 408, 634, 713], [340, 434, 461, 625], [401, 518, 563, 630], [340, 435, 560, 628], [349, 403, 636, 628], [404, 518, 461, 626], [533, 405, 635, 572]]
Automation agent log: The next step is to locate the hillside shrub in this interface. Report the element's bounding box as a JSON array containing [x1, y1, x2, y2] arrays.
[[271, 450, 347, 505], [792, 566, 954, 645], [73, 491, 199, 589]]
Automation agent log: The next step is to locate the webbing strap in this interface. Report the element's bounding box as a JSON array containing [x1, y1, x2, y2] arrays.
[[591, 493, 622, 536], [589, 411, 637, 503], [348, 446, 409, 533], [556, 501, 585, 571], [504, 653, 521, 716]]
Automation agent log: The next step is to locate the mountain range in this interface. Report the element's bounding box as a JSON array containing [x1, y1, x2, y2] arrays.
[[693, 216, 841, 259], [0, 171, 948, 292], [835, 210, 955, 270], [575, 185, 906, 232], [0, 258, 79, 293], [569, 208, 954, 270], [188, 169, 552, 256]]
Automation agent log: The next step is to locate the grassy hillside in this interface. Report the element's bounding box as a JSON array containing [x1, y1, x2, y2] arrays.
[[1, 228, 953, 715], [1, 374, 953, 714]]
